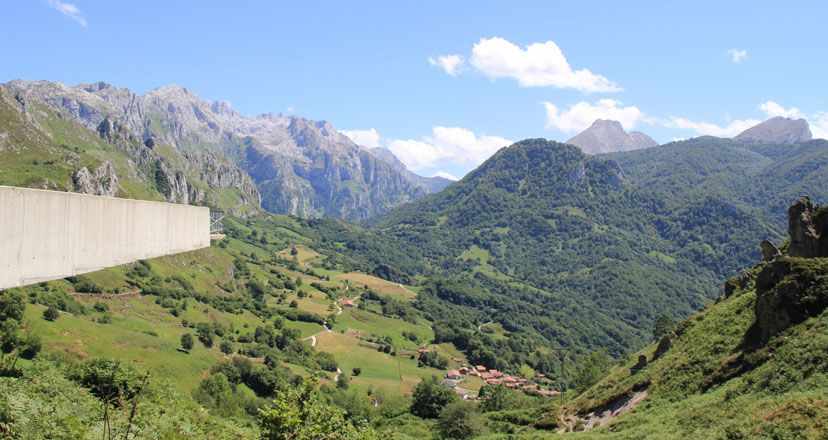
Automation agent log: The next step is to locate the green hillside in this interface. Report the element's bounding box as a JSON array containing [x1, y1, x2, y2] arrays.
[[372, 138, 801, 370]]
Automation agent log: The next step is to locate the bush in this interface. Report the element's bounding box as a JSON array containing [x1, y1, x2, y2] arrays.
[[220, 340, 234, 355], [67, 358, 145, 405], [181, 333, 195, 352], [437, 401, 485, 439], [43, 307, 60, 321], [93, 302, 108, 313]]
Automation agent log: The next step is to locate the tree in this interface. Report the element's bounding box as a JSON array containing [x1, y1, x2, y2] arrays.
[[0, 291, 25, 322], [336, 373, 349, 390], [257, 379, 373, 440], [410, 375, 458, 419], [220, 339, 234, 355], [437, 401, 484, 439], [289, 300, 299, 309], [352, 367, 362, 376], [478, 384, 509, 412], [653, 314, 675, 340], [43, 306, 60, 322], [181, 333, 195, 352], [290, 246, 298, 256]]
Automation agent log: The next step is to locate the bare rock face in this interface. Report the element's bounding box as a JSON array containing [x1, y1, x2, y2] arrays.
[[787, 196, 827, 258], [652, 334, 673, 361], [566, 120, 658, 155], [760, 239, 782, 261], [73, 161, 118, 197], [750, 196, 828, 344], [734, 117, 812, 145]]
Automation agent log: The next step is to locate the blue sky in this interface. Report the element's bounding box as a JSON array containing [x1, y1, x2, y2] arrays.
[[3, 1, 827, 178]]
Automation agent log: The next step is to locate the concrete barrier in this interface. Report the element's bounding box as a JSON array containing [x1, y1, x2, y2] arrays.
[[0, 186, 210, 290]]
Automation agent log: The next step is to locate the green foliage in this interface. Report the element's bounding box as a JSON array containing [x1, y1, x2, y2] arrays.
[[42, 306, 60, 322], [220, 339, 234, 355], [573, 349, 613, 393], [67, 358, 145, 405], [409, 376, 458, 419], [436, 401, 485, 439], [652, 314, 675, 341], [180, 333, 194, 352], [257, 379, 374, 440]]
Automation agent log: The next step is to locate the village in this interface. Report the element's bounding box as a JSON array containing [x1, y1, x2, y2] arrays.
[[442, 365, 562, 400]]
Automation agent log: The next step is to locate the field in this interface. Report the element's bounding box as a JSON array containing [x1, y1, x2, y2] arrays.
[[335, 272, 416, 300]]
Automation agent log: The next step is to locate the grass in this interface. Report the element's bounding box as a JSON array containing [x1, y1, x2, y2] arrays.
[[335, 272, 416, 300]]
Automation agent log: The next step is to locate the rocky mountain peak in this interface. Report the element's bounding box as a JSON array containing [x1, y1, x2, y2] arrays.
[[566, 119, 657, 154], [733, 116, 812, 144], [210, 100, 238, 117]]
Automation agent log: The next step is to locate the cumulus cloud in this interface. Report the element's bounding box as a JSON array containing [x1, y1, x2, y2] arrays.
[[663, 117, 761, 137], [431, 37, 620, 92], [431, 171, 459, 181], [544, 99, 646, 133], [809, 112, 828, 139], [728, 49, 747, 63], [428, 54, 465, 76], [759, 101, 802, 118], [388, 127, 512, 171], [47, 0, 87, 26], [340, 128, 381, 148]]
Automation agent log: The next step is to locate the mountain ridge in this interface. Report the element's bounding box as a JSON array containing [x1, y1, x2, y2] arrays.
[[2, 79, 450, 221], [566, 119, 658, 154]]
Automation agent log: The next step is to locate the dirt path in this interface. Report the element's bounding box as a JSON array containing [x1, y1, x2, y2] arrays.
[[333, 367, 342, 382]]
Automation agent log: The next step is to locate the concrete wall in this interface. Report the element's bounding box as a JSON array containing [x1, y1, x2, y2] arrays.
[[0, 186, 210, 290]]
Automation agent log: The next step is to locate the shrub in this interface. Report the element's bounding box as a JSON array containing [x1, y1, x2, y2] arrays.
[[43, 307, 60, 321]]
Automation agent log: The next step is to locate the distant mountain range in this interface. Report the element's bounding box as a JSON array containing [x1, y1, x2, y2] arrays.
[[2, 80, 449, 221], [566, 116, 815, 155]]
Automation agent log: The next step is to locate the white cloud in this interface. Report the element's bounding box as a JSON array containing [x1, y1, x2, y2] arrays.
[[388, 127, 512, 171], [663, 117, 761, 137], [759, 101, 802, 118], [728, 49, 747, 63], [431, 37, 620, 92], [428, 54, 465, 76], [47, 0, 87, 26], [809, 112, 828, 139], [431, 171, 459, 181], [340, 128, 380, 148], [544, 99, 646, 133]]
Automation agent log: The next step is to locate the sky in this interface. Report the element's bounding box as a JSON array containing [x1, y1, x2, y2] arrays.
[[3, 1, 827, 179]]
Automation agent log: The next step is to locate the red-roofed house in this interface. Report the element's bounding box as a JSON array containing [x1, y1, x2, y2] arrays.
[[476, 365, 487, 372], [489, 370, 503, 378], [445, 370, 462, 380], [340, 299, 355, 307], [459, 367, 469, 374]]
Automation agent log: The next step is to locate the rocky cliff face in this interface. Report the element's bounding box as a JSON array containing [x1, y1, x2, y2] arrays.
[[566, 119, 658, 154], [734, 116, 812, 144], [1, 81, 260, 215], [2, 80, 444, 222], [750, 196, 828, 343]]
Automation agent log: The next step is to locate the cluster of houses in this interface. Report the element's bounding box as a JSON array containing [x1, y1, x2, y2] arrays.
[[443, 365, 561, 399]]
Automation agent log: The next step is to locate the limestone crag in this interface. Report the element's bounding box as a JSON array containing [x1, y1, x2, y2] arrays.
[[73, 161, 118, 197]]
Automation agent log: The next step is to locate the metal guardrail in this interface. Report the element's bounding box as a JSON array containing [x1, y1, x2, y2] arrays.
[[210, 210, 224, 234]]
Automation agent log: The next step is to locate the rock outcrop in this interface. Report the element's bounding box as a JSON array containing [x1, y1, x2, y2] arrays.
[[566, 119, 658, 155], [734, 117, 812, 145], [787, 196, 827, 258], [751, 196, 828, 343], [73, 161, 118, 197]]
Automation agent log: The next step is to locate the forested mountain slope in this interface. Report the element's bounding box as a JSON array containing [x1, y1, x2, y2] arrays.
[[373, 137, 828, 369]]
